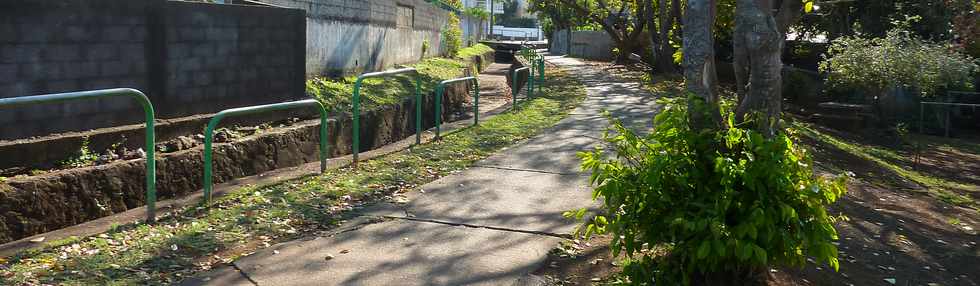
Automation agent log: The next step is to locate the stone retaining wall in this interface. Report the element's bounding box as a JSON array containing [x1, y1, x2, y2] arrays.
[[0, 51, 494, 243]]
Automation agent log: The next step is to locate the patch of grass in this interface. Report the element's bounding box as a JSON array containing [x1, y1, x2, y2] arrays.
[[59, 136, 99, 169], [790, 121, 977, 207], [456, 43, 494, 59], [0, 70, 587, 285], [306, 56, 473, 113]]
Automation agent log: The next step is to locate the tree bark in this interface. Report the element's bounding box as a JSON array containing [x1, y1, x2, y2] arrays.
[[654, 0, 680, 73], [732, 0, 801, 137], [683, 0, 723, 130]]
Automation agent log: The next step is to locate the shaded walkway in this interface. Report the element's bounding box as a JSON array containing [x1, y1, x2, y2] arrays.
[[184, 56, 661, 286]]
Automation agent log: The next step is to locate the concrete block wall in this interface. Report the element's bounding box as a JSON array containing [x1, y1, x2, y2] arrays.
[[0, 0, 157, 139], [550, 29, 613, 60], [263, 0, 450, 76], [162, 1, 306, 117], [0, 0, 306, 140]]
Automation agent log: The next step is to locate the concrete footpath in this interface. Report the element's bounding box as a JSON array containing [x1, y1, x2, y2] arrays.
[[184, 57, 660, 286]]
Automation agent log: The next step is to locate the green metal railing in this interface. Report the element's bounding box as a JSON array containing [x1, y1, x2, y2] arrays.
[[0, 88, 159, 222], [512, 66, 532, 109], [434, 76, 480, 137], [351, 68, 421, 167], [537, 58, 546, 92], [202, 99, 328, 205]]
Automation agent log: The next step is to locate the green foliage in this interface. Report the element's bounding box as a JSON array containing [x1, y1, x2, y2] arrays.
[[60, 136, 99, 168], [576, 98, 847, 284], [422, 39, 430, 59], [444, 13, 463, 58], [819, 26, 979, 98], [306, 57, 468, 113], [456, 43, 494, 59], [464, 7, 490, 20]]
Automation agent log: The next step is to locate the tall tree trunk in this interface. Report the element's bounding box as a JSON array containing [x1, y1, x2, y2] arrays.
[[683, 0, 723, 130], [733, 0, 801, 137], [654, 0, 678, 73], [647, 0, 660, 67]]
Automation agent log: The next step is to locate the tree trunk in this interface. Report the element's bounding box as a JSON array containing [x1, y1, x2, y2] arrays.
[[654, 0, 678, 73], [614, 39, 633, 63], [647, 0, 660, 68], [733, 0, 786, 137], [683, 0, 723, 130]]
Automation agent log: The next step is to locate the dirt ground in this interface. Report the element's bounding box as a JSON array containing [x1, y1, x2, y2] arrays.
[[532, 60, 979, 286]]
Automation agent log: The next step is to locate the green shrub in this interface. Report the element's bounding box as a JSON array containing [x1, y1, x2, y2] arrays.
[[444, 13, 463, 58], [576, 98, 847, 284], [819, 27, 978, 98], [456, 43, 494, 59]]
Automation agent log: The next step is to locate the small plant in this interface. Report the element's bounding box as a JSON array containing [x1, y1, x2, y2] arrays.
[[948, 217, 961, 226], [421, 39, 430, 60], [60, 136, 100, 168], [444, 13, 463, 57], [575, 98, 847, 284]]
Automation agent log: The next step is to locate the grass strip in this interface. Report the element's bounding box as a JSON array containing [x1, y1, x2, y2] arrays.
[[307, 44, 493, 113], [0, 68, 586, 285], [791, 122, 976, 207]]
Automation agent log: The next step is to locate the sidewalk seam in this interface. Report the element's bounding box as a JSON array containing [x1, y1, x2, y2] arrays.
[[231, 263, 260, 286], [471, 165, 580, 176], [384, 216, 573, 239]]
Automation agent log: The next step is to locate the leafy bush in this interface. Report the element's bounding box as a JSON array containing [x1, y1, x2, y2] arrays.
[[456, 43, 494, 59], [444, 13, 463, 58], [819, 27, 978, 98], [576, 98, 847, 284]]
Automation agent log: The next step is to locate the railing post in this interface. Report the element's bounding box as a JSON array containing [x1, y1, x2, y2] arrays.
[[203, 99, 328, 205], [416, 76, 422, 145], [511, 67, 531, 109], [435, 84, 444, 138], [0, 89, 158, 223], [350, 68, 421, 167], [473, 80, 480, 126]]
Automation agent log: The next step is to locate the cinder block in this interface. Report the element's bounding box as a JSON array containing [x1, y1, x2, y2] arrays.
[[63, 61, 100, 78], [84, 78, 117, 90], [63, 26, 94, 42], [119, 44, 145, 61], [218, 70, 237, 83], [17, 24, 51, 43], [20, 63, 63, 80], [46, 79, 80, 93], [0, 25, 18, 44], [103, 25, 132, 42], [240, 67, 257, 80], [204, 56, 227, 69], [172, 72, 191, 88], [129, 60, 147, 74], [177, 57, 203, 71], [1, 45, 43, 63], [86, 44, 118, 61], [206, 86, 227, 99], [46, 44, 82, 61], [131, 25, 148, 42], [179, 28, 205, 41], [191, 43, 213, 57], [0, 64, 16, 82], [215, 41, 238, 57], [100, 61, 129, 77], [167, 43, 190, 59], [192, 71, 212, 86]]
